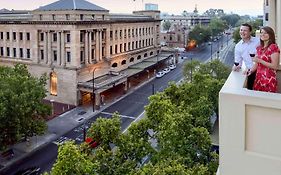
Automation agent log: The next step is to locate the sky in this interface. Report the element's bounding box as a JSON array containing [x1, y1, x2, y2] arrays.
[[1, 0, 264, 16]]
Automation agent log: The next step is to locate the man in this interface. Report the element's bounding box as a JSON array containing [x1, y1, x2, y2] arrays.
[[233, 23, 260, 90]]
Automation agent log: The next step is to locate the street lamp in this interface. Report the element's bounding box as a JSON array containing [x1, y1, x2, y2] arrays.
[[92, 67, 98, 112]]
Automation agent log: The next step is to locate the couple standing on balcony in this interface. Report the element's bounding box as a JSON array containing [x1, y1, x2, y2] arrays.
[[233, 23, 280, 93]]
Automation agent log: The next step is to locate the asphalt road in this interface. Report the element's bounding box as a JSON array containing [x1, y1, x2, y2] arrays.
[[3, 38, 234, 175]]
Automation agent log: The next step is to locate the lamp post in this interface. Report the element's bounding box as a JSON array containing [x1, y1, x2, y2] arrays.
[[92, 68, 97, 112]]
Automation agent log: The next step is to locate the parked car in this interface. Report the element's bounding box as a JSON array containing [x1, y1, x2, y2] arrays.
[[169, 64, 176, 70], [162, 67, 170, 74], [156, 71, 165, 78], [85, 137, 99, 148], [14, 167, 41, 175]]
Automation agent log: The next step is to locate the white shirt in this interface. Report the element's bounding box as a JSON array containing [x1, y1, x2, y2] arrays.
[[234, 36, 260, 69]]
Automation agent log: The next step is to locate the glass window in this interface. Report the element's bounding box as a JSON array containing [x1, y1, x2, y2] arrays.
[[67, 51, 71, 62], [26, 49, 30, 58], [50, 72, 57, 96], [26, 33, 30, 40]]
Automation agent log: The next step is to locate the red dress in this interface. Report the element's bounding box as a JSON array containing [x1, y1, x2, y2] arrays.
[[253, 44, 280, 93]]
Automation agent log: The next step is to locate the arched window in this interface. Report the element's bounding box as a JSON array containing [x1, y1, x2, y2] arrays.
[[150, 51, 153, 56], [144, 53, 148, 57], [130, 57, 134, 62], [112, 62, 118, 67], [137, 55, 141, 60], [50, 72, 57, 96], [121, 60, 126, 65]]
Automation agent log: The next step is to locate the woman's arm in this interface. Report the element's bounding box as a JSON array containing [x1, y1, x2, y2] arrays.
[[253, 52, 280, 70]]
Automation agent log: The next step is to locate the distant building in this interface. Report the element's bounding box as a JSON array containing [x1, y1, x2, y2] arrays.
[[0, 0, 169, 108], [145, 3, 158, 11]]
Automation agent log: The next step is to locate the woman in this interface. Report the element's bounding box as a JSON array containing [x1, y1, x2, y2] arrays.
[[251, 26, 280, 93]]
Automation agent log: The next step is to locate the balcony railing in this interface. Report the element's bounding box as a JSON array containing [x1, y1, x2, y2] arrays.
[[218, 66, 281, 175]]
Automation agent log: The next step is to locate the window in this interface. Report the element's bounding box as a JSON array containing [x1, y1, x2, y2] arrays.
[[80, 14, 84, 20], [111, 62, 118, 67], [91, 14, 95, 20], [130, 57, 134, 62], [132, 42, 134, 50], [13, 48, 16, 57], [6, 32, 9, 40], [7, 47, 10, 56], [53, 50, 57, 62], [39, 14, 43, 20], [40, 33, 44, 41], [115, 45, 117, 54], [110, 46, 113, 54], [53, 33, 57, 42], [120, 44, 122, 52], [80, 32, 84, 42], [40, 50, 44, 60], [13, 32, 16, 40], [26, 49, 30, 58], [0, 32, 3, 39], [52, 14, 56, 20], [66, 33, 71, 42], [67, 51, 71, 62], [124, 43, 126, 51], [265, 13, 269, 21], [50, 72, 57, 96], [128, 42, 130, 50], [20, 48, 23, 58], [120, 30, 122, 38], [137, 55, 141, 60], [80, 51, 84, 63], [26, 33, 30, 40], [0, 47, 3, 56], [110, 31, 113, 39], [66, 14, 70, 20], [102, 47, 105, 56], [91, 49, 95, 60], [20, 32, 23, 40], [144, 53, 147, 58], [150, 51, 153, 56], [121, 60, 126, 65]]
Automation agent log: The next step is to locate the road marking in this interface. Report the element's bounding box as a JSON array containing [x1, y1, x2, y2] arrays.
[[123, 110, 145, 133], [100, 112, 135, 119]]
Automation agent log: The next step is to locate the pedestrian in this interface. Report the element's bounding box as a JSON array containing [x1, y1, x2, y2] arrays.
[[251, 26, 280, 93], [233, 23, 260, 90]]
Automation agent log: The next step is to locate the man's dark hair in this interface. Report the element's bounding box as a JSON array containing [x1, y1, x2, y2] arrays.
[[241, 23, 252, 32]]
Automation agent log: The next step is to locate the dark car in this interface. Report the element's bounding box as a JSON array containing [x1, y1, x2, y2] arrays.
[[14, 167, 41, 175]]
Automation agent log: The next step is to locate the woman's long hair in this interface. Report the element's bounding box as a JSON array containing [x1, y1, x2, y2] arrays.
[[260, 26, 276, 47]]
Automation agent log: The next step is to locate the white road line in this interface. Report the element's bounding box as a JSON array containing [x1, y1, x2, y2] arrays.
[[100, 111, 135, 119], [123, 110, 145, 133]]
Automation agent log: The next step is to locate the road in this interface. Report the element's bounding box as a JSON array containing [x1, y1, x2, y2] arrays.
[[3, 37, 234, 175]]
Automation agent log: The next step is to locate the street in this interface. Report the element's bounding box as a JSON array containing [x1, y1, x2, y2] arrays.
[[2, 37, 234, 175]]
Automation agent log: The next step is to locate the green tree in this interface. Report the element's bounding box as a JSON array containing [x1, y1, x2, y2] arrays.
[[188, 25, 210, 46], [221, 14, 241, 27], [208, 18, 227, 37], [51, 141, 94, 175], [162, 21, 172, 31], [0, 64, 50, 150]]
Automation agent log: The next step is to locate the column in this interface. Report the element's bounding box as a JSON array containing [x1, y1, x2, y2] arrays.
[[99, 30, 102, 60], [47, 31, 52, 65], [95, 30, 99, 62], [44, 32, 48, 64], [85, 31, 89, 65], [61, 31, 65, 66], [105, 28, 110, 59], [95, 92, 101, 110], [57, 31, 61, 66], [89, 30, 92, 64], [268, 0, 276, 31]]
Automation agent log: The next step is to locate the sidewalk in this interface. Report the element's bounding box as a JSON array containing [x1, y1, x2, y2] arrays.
[[0, 75, 157, 173]]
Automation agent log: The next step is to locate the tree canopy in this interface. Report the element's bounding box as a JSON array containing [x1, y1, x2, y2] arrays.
[[49, 60, 230, 175], [0, 64, 50, 150]]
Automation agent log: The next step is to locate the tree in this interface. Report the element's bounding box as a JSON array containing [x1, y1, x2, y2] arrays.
[[188, 25, 210, 47], [50, 141, 94, 175], [221, 14, 241, 27], [208, 18, 227, 37], [162, 21, 171, 31], [0, 64, 50, 150]]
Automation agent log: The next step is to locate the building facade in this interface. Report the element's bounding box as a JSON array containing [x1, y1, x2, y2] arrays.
[[0, 0, 164, 107]]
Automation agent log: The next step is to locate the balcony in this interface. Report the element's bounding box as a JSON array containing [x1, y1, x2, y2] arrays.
[[219, 67, 281, 175]]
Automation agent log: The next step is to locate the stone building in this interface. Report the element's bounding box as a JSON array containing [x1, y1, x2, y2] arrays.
[[0, 0, 169, 108]]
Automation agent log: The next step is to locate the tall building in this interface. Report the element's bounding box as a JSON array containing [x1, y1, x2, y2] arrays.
[[0, 0, 168, 108], [219, 0, 281, 174]]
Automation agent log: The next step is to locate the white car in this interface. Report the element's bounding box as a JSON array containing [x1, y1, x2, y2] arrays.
[[169, 64, 176, 70], [156, 71, 165, 78], [162, 68, 170, 74]]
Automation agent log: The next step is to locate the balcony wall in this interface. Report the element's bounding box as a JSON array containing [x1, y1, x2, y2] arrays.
[[219, 68, 281, 175]]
